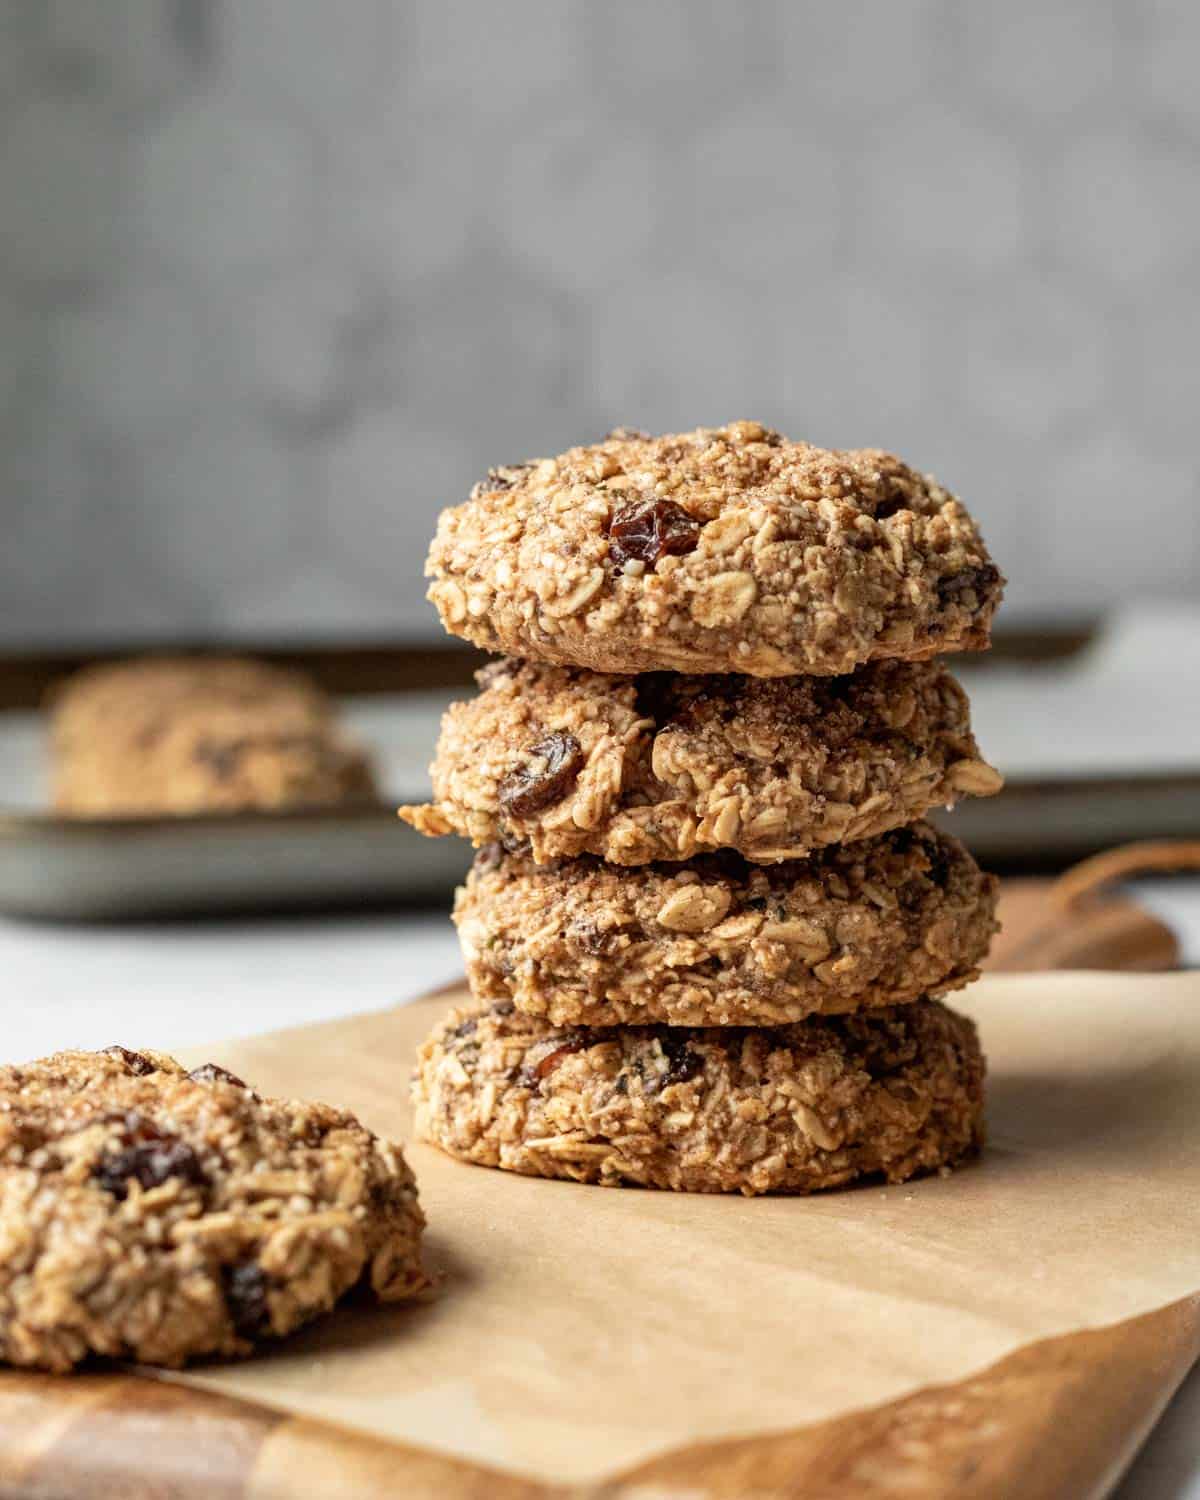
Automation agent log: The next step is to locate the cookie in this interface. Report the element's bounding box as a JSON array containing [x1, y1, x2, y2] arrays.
[[413, 998, 984, 1196], [426, 421, 1003, 677], [455, 823, 998, 1027], [399, 657, 1001, 866], [50, 657, 376, 816], [0, 1046, 425, 1371]]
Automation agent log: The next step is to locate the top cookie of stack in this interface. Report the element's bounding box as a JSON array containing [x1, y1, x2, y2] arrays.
[[425, 420, 1001, 678]]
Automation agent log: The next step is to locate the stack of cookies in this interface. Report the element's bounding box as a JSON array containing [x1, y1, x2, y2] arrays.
[[404, 422, 1004, 1196]]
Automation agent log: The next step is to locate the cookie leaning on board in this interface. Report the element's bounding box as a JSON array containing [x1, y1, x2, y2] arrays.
[[0, 1046, 426, 1371], [406, 421, 1004, 1194]]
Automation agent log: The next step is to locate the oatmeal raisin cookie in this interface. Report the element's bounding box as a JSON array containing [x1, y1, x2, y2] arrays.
[[426, 421, 1002, 677], [400, 657, 1001, 865], [413, 999, 984, 1195], [456, 824, 998, 1026], [50, 657, 376, 816], [0, 1046, 425, 1371]]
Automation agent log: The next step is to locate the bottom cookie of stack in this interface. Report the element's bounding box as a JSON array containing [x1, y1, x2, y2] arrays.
[[413, 999, 984, 1197]]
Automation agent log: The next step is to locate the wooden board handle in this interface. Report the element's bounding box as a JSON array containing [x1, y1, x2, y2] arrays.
[[1, 1298, 1197, 1499]]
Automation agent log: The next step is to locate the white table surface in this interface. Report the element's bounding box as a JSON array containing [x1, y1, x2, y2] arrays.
[[1, 880, 1197, 1496]]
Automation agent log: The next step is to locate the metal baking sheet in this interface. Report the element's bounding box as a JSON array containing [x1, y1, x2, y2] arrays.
[[0, 694, 471, 919]]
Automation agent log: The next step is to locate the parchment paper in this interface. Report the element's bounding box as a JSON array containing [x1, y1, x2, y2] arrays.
[[167, 972, 1200, 1485]]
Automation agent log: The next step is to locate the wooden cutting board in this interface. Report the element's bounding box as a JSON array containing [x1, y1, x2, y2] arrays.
[[0, 880, 1187, 1500], [988, 876, 1178, 973]]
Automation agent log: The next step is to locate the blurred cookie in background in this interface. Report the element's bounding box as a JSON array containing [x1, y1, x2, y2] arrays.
[[48, 657, 377, 817]]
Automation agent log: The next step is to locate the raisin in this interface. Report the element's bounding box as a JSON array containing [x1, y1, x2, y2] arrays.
[[650, 1033, 703, 1092], [93, 1112, 207, 1200], [873, 476, 910, 520], [470, 463, 533, 500], [918, 835, 953, 887], [520, 1031, 589, 1088], [193, 739, 241, 780], [936, 564, 1000, 610], [11, 1119, 49, 1153], [187, 1063, 247, 1088], [224, 1261, 272, 1338], [450, 1017, 478, 1041], [474, 842, 503, 874], [607, 498, 699, 569], [492, 1000, 516, 1017], [498, 732, 584, 818], [102, 1046, 157, 1076], [536, 1032, 589, 1078], [567, 916, 615, 956]]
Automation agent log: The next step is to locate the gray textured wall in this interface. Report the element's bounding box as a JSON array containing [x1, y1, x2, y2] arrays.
[[1, 0, 1197, 648]]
